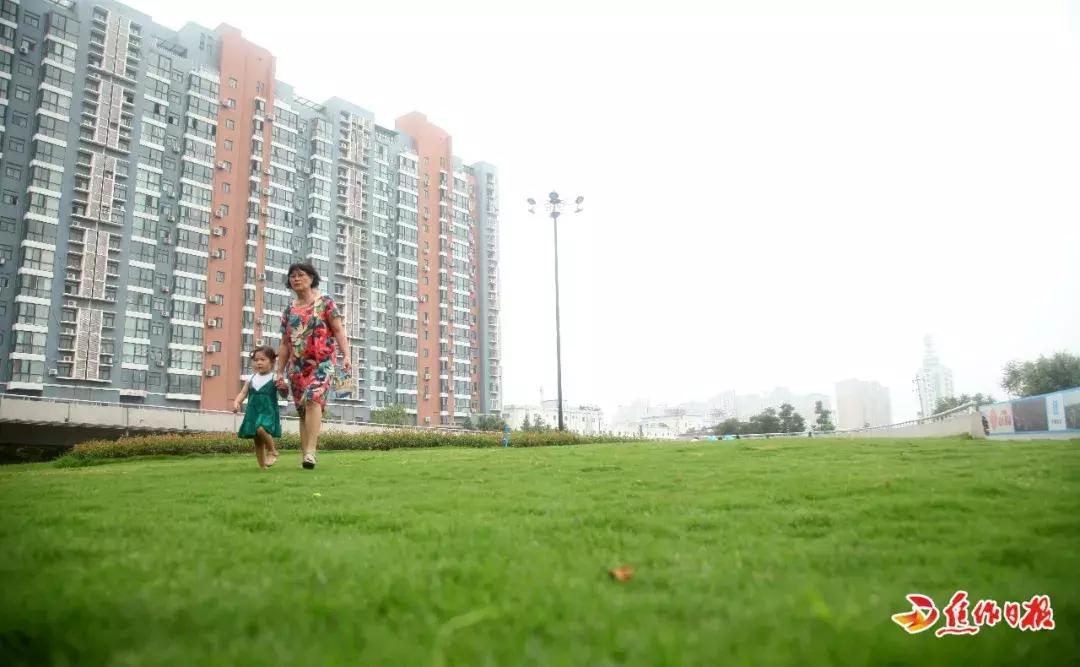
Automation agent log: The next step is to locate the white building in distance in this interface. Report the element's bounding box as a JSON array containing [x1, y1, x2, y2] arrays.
[[503, 400, 604, 435], [914, 335, 955, 417]]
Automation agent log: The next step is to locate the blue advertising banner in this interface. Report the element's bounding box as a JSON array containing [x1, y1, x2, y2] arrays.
[[981, 386, 1080, 438]]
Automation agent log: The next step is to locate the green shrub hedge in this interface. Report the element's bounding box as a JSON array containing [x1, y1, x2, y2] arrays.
[[54, 429, 639, 467]]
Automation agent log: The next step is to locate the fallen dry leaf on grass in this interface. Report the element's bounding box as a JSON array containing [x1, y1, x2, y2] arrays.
[[609, 565, 634, 582]]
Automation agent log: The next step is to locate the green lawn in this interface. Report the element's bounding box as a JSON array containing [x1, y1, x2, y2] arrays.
[[1, 438, 1077, 666]]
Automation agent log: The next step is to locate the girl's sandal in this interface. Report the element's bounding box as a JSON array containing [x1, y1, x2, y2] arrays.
[[302, 453, 316, 470]]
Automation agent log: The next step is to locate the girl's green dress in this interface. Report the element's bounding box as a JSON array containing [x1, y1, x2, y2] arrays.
[[238, 375, 282, 438]]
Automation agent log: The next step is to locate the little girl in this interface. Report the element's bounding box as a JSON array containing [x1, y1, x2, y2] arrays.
[[233, 346, 285, 469]]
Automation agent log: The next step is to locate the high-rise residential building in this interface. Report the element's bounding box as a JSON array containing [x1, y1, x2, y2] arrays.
[[0, 0, 501, 426], [835, 378, 892, 429], [914, 334, 953, 417]]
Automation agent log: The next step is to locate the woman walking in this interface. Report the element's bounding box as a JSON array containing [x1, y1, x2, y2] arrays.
[[276, 262, 351, 469]]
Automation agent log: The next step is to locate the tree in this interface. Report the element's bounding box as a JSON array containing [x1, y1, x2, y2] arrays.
[[521, 414, 532, 432], [712, 418, 741, 436], [746, 408, 781, 434], [777, 403, 806, 433], [791, 413, 806, 432], [932, 393, 995, 415], [474, 415, 507, 431], [461, 416, 474, 430], [813, 401, 835, 432], [371, 403, 408, 425], [1001, 352, 1080, 397], [532, 414, 550, 432]]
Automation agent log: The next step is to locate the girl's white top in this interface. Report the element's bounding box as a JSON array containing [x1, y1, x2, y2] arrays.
[[251, 372, 274, 391]]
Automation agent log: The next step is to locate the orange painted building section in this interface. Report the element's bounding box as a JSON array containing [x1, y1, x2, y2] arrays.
[[200, 26, 276, 411], [395, 112, 453, 425]]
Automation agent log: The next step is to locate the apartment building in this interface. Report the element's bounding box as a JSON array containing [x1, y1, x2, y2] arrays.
[[0, 0, 501, 425]]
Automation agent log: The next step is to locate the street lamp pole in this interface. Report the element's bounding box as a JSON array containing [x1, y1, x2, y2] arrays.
[[528, 192, 583, 432]]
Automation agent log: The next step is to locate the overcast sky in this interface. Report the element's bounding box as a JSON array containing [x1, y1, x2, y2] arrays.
[[133, 0, 1080, 421]]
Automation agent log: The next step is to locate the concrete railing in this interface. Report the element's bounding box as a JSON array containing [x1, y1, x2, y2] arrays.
[[690, 402, 985, 440], [0, 393, 461, 435]]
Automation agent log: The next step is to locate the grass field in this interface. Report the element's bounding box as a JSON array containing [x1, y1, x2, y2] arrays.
[[1, 438, 1077, 666]]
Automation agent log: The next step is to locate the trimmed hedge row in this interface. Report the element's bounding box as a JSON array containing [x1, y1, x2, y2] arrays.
[[54, 429, 639, 467]]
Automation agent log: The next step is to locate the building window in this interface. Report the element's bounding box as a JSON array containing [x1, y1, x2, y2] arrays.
[[4, 165, 21, 180], [228, 77, 237, 89], [14, 85, 31, 102], [225, 119, 235, 130], [17, 60, 33, 77], [1, 192, 17, 206], [223, 140, 233, 151], [11, 112, 28, 128], [222, 182, 230, 193], [216, 271, 225, 282], [18, 37, 34, 53], [255, 81, 264, 94], [23, 11, 40, 27], [8, 138, 23, 153]]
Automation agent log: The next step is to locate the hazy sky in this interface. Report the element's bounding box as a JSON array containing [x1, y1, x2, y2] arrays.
[[132, 0, 1080, 421]]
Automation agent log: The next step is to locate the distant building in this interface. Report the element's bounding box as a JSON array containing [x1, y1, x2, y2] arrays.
[[730, 387, 832, 422], [735, 393, 765, 419], [707, 390, 738, 422], [914, 335, 955, 417], [836, 379, 893, 429], [502, 400, 604, 435]]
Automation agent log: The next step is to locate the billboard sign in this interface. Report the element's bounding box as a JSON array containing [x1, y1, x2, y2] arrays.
[[982, 402, 1014, 436], [980, 386, 1080, 438]]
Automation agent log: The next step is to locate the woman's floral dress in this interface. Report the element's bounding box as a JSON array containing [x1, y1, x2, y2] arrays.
[[280, 294, 342, 411]]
